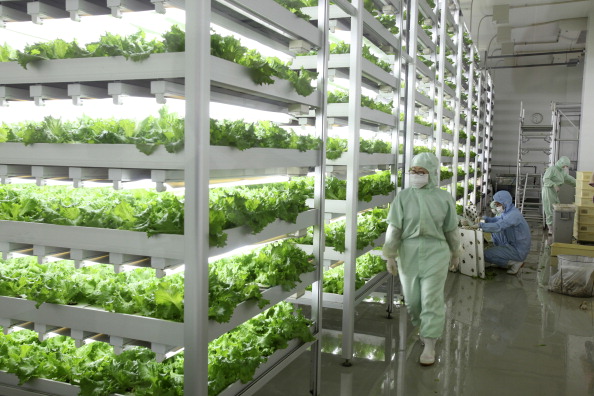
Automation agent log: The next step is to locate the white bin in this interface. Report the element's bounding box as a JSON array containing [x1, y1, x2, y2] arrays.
[[552, 204, 575, 244]]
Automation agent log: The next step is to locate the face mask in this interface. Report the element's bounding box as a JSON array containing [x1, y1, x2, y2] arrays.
[[496, 206, 504, 214], [491, 208, 498, 215], [563, 167, 569, 174], [410, 173, 429, 189]]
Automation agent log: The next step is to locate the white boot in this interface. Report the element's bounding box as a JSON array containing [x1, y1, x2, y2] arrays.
[[507, 260, 524, 275], [419, 337, 436, 366]]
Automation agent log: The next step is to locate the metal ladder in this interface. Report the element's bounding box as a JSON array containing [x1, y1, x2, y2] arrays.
[[515, 103, 552, 227], [519, 173, 545, 223]]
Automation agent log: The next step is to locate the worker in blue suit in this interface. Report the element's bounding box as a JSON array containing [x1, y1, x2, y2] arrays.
[[476, 190, 531, 275]]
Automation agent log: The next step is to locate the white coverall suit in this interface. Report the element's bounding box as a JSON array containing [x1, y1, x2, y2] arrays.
[[382, 153, 460, 339]]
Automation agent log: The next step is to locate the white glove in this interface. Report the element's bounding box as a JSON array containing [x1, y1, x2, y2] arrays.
[[468, 223, 480, 230], [555, 186, 560, 192], [386, 257, 398, 276], [449, 255, 460, 272]]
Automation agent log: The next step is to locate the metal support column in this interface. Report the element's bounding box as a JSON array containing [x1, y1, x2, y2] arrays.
[[341, 0, 363, 365], [310, 1, 329, 394], [183, 0, 210, 394], [403, 0, 419, 185], [451, 4, 463, 201]]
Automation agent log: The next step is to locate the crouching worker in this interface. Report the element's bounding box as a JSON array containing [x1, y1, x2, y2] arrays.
[[476, 190, 531, 275], [382, 152, 460, 366]]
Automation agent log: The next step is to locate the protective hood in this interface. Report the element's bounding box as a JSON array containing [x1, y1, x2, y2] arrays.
[[411, 152, 439, 188], [493, 190, 514, 213], [555, 156, 570, 169]]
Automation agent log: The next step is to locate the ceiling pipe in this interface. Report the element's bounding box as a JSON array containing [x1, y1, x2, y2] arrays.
[[488, 49, 584, 59], [489, 62, 579, 69], [509, 0, 589, 9]]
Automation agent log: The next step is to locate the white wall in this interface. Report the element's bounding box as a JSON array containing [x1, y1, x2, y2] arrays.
[[578, 6, 594, 172], [490, 64, 584, 179]]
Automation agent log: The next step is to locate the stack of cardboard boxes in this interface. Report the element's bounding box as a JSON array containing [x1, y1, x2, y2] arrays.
[[574, 171, 594, 243]]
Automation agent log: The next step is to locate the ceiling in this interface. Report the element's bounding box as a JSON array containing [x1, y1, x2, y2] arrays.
[[458, 0, 591, 69]]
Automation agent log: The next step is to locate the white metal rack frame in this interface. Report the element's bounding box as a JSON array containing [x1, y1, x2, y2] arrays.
[[0, 0, 330, 395], [295, 0, 403, 366]]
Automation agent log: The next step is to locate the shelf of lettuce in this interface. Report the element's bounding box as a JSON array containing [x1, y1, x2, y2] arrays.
[[307, 193, 393, 216], [0, 55, 320, 111], [0, 3, 328, 396], [301, 4, 400, 52], [327, 104, 398, 128], [289, 268, 391, 311], [298, 234, 386, 265], [211, 0, 323, 52], [416, 59, 436, 80], [290, 54, 399, 92], [217, 336, 315, 396], [1, 140, 321, 189], [0, 370, 124, 396]]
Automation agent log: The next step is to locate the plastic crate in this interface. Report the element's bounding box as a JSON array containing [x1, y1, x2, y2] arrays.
[[574, 230, 594, 242], [575, 196, 594, 206], [576, 185, 594, 198], [576, 179, 594, 190], [576, 171, 593, 181], [576, 206, 594, 217], [575, 223, 594, 233], [576, 213, 594, 225]]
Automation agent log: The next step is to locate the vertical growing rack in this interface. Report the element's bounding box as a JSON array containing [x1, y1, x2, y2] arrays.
[[0, 0, 495, 393], [290, 0, 403, 365], [0, 0, 328, 395]]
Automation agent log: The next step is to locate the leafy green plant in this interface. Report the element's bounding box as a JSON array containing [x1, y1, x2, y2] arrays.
[[0, 302, 313, 396], [299, 41, 392, 73], [14, 30, 168, 69], [310, 253, 386, 295], [296, 207, 388, 253], [211, 32, 317, 96], [324, 170, 395, 202], [414, 115, 432, 127], [210, 119, 320, 152], [325, 137, 391, 160], [375, 14, 399, 35], [1, 108, 184, 154], [271, 0, 313, 20], [0, 42, 15, 62], [0, 179, 312, 247], [440, 166, 453, 181], [0, 239, 313, 324], [328, 91, 393, 114], [2, 113, 320, 155]]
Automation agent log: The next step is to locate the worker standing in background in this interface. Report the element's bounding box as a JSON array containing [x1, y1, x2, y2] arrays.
[[476, 190, 531, 275], [542, 156, 576, 232], [382, 152, 460, 366]]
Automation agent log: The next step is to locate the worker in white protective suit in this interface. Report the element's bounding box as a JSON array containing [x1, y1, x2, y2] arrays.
[[542, 156, 576, 231], [382, 152, 460, 366]]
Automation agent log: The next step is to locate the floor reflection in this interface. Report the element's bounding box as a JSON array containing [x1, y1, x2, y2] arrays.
[[255, 228, 594, 396]]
